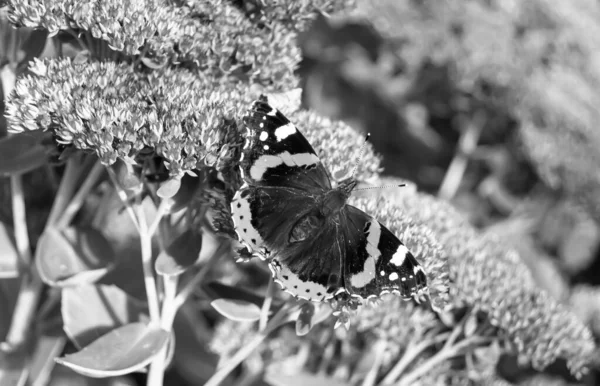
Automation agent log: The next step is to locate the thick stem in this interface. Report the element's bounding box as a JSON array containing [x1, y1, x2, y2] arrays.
[[147, 275, 178, 386], [135, 204, 160, 323]]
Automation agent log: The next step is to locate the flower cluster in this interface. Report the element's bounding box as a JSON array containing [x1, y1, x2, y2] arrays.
[[350, 0, 600, 222], [5, 0, 355, 88], [289, 110, 381, 184], [378, 183, 596, 376], [6, 58, 251, 176]]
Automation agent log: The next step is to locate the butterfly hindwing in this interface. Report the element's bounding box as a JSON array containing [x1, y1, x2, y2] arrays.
[[341, 205, 427, 299], [230, 184, 344, 301], [241, 99, 331, 191]]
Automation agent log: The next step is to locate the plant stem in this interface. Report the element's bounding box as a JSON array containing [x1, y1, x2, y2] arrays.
[[147, 199, 170, 237], [259, 279, 274, 332], [397, 336, 492, 386], [147, 275, 178, 386], [47, 157, 83, 227], [135, 203, 160, 323], [204, 305, 296, 386], [437, 111, 485, 201], [106, 167, 140, 231], [2, 157, 85, 352], [381, 332, 450, 385], [55, 161, 104, 229], [173, 242, 229, 310], [10, 175, 32, 267], [1, 174, 39, 351], [361, 340, 387, 386]]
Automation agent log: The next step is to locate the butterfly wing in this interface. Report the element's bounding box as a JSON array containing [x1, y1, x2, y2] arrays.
[[231, 184, 343, 301], [341, 205, 428, 299], [240, 98, 331, 192]]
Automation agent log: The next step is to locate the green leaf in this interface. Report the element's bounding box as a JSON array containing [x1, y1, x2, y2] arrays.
[[36, 227, 114, 287], [202, 281, 271, 308], [62, 284, 147, 349], [296, 302, 315, 336], [157, 177, 181, 198], [0, 130, 48, 176], [211, 299, 261, 322], [165, 174, 201, 213], [0, 222, 19, 278], [155, 229, 202, 277], [55, 322, 169, 378]]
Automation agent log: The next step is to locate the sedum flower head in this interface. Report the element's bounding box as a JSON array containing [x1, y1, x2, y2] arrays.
[[289, 110, 381, 184], [379, 182, 596, 376], [6, 58, 251, 176], [5, 0, 357, 88]]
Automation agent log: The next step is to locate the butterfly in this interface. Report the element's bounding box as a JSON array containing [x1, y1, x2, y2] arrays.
[[230, 97, 428, 301]]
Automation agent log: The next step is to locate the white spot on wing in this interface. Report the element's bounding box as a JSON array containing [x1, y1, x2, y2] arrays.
[[390, 245, 409, 266], [263, 145, 269, 150], [389, 272, 399, 281], [249, 151, 319, 181], [266, 108, 277, 116], [274, 122, 297, 142], [350, 220, 382, 288], [259, 131, 268, 141], [230, 188, 264, 250]]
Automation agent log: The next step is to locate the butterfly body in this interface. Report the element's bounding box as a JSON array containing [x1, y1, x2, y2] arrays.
[[231, 98, 427, 302]]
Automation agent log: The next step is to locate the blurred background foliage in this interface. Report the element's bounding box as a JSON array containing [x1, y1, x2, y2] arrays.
[[0, 0, 600, 385]]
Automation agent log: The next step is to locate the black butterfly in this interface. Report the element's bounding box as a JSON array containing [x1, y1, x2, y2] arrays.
[[230, 97, 428, 301]]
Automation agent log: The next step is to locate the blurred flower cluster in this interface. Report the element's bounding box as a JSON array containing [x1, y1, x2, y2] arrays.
[[5, 0, 351, 88]]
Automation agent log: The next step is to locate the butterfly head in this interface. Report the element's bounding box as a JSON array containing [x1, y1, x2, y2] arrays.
[[322, 178, 357, 216]]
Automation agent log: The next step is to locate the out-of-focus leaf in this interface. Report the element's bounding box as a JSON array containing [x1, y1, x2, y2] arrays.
[[62, 284, 147, 349], [55, 322, 169, 378], [172, 305, 218, 384], [265, 371, 350, 386], [165, 173, 201, 213], [0, 346, 28, 386], [0, 130, 48, 176], [157, 177, 181, 198], [0, 222, 19, 278], [296, 302, 315, 336], [114, 161, 143, 194], [74, 227, 116, 268], [211, 299, 261, 322], [35, 228, 114, 287], [202, 281, 271, 308], [155, 229, 202, 277]]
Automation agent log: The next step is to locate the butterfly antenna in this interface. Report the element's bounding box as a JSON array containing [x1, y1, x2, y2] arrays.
[[350, 133, 371, 179], [353, 184, 406, 192]]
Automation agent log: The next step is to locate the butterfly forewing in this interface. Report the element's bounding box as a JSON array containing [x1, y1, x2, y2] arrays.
[[342, 205, 427, 299], [241, 99, 331, 191]]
